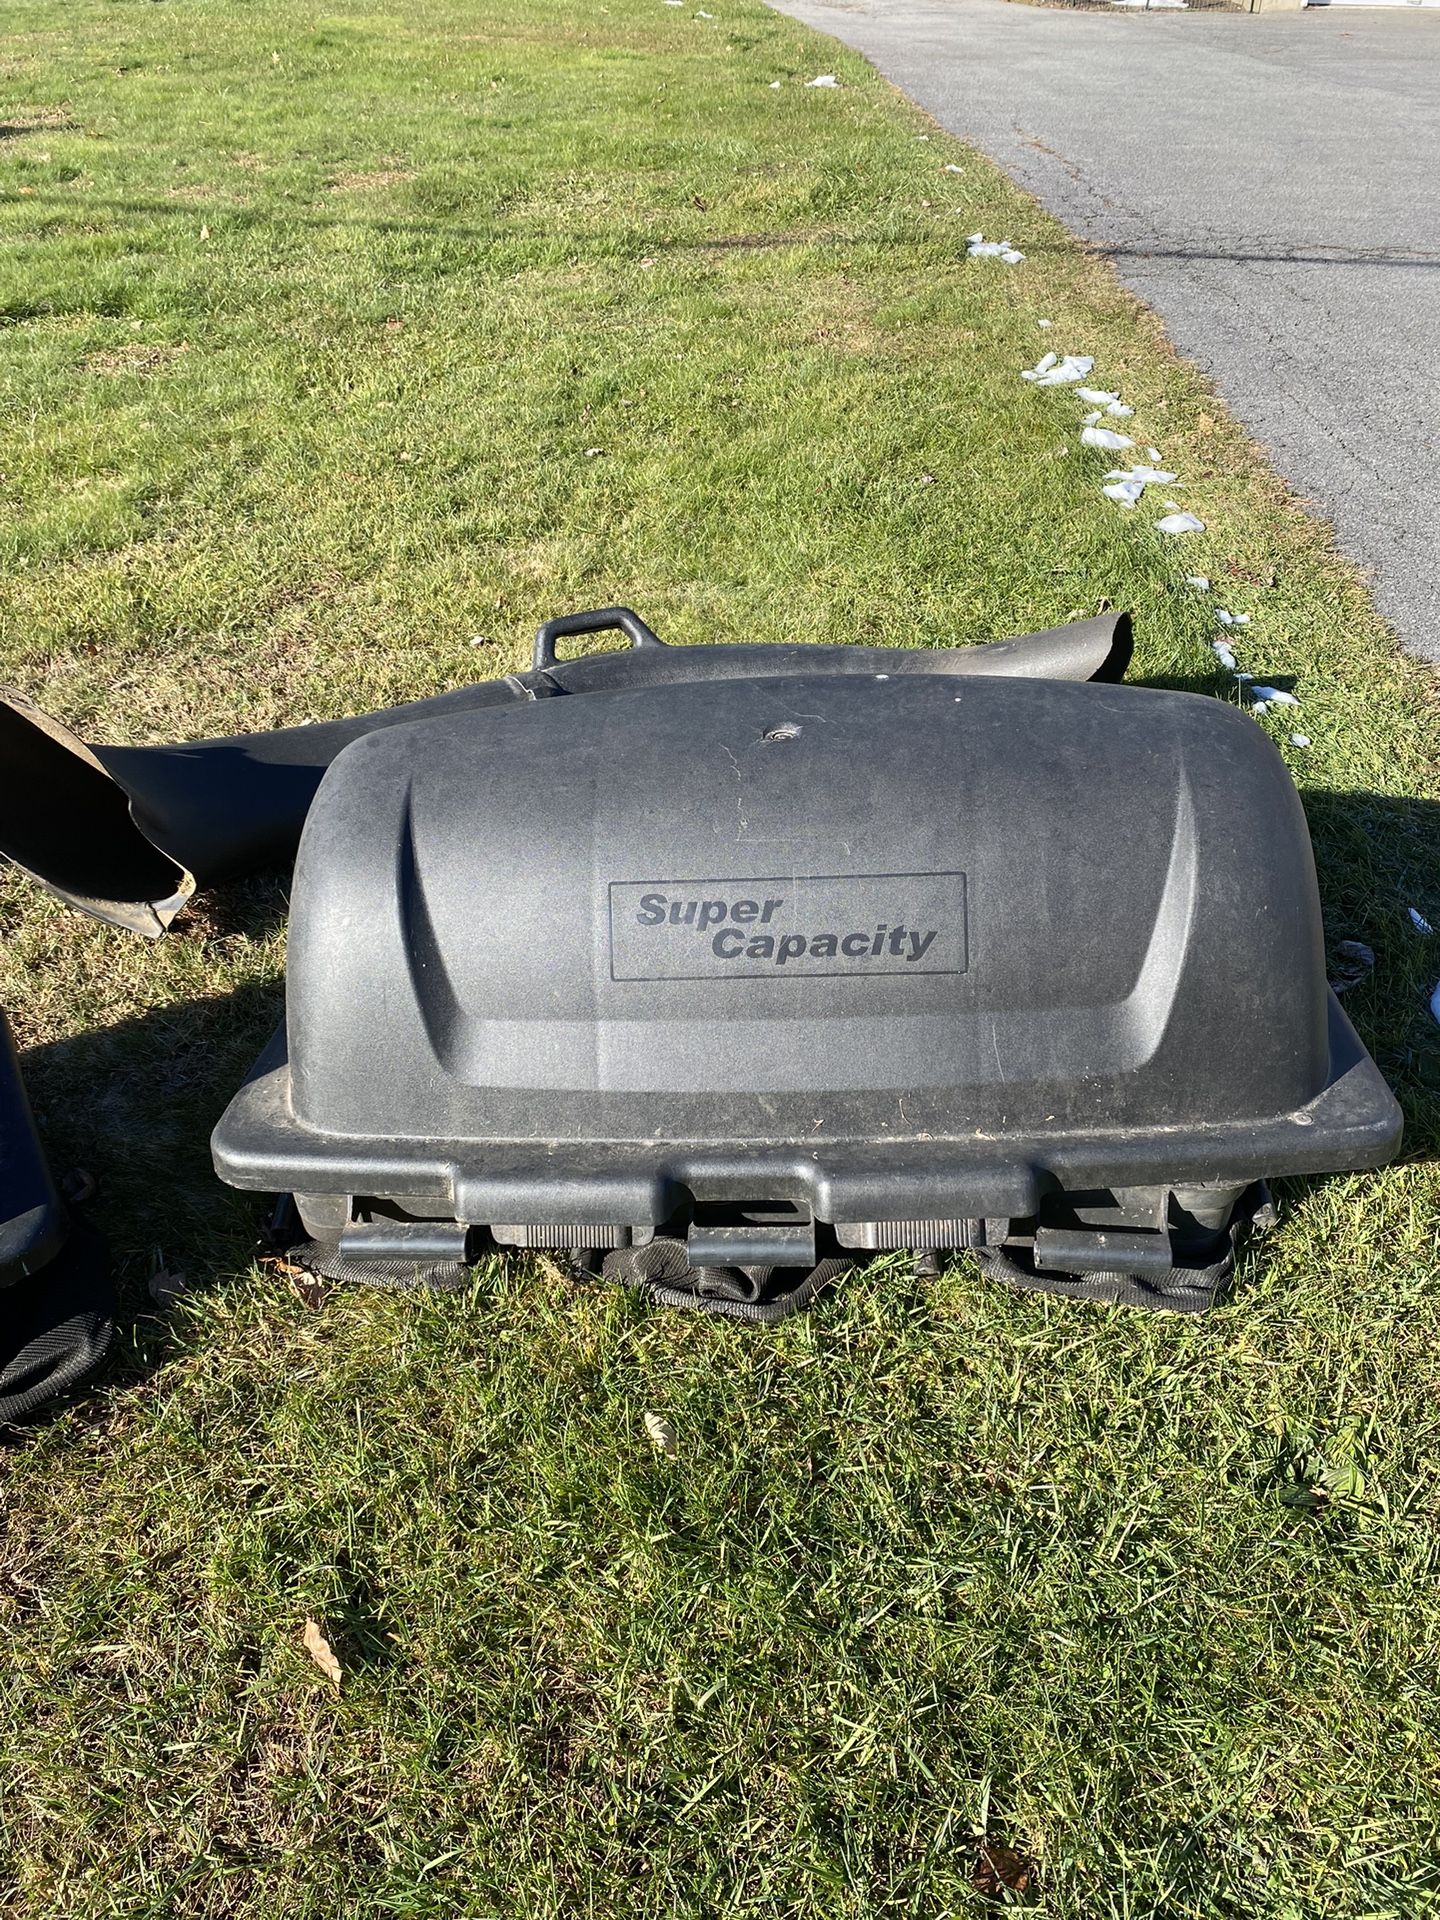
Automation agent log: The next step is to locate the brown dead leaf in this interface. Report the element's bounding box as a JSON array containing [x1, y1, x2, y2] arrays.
[[301, 1618, 342, 1686], [259, 1253, 309, 1279], [973, 1837, 1038, 1901], [258, 1255, 328, 1310]]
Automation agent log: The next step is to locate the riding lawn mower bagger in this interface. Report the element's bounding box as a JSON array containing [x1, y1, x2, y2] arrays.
[[0, 609, 1404, 1411]]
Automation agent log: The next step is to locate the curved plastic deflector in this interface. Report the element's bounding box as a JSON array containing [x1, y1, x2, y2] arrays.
[[0, 610, 1130, 934]]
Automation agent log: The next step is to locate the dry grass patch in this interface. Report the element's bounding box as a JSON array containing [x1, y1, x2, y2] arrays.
[[82, 342, 190, 375], [327, 166, 416, 192], [0, 104, 73, 135]]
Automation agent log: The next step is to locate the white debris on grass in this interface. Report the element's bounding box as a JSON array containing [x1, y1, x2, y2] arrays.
[[1212, 640, 1237, 671], [1037, 318, 1053, 328], [944, 163, 964, 174], [769, 79, 781, 87], [1215, 609, 1250, 627], [1185, 575, 1210, 590], [1082, 410, 1102, 426], [1409, 907, 1434, 935], [1080, 424, 1135, 452], [1146, 447, 1164, 464], [1290, 733, 1311, 749], [1021, 351, 1094, 386], [1430, 979, 1440, 1027], [1074, 386, 1134, 418], [1101, 462, 1174, 507], [1249, 685, 1300, 712], [966, 232, 1025, 263], [806, 73, 839, 86], [1109, 463, 1176, 487], [1155, 511, 1204, 534]]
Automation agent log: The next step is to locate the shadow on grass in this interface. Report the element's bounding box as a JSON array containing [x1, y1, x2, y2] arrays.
[[12, 878, 288, 1412], [0, 186, 892, 273], [14, 189, 1440, 274]]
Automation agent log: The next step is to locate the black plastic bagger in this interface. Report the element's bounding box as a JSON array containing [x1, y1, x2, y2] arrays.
[[212, 611, 1401, 1316]]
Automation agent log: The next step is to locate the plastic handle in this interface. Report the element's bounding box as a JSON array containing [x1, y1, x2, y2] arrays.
[[532, 606, 669, 672]]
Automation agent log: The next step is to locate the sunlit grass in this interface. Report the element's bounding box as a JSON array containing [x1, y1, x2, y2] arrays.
[[2, 0, 1439, 1913]]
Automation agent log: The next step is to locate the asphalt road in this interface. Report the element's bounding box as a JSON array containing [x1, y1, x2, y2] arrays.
[[770, 0, 1440, 661]]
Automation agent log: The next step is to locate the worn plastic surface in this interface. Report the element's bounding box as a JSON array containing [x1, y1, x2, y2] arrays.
[[0, 611, 1128, 935], [212, 660, 1402, 1300]]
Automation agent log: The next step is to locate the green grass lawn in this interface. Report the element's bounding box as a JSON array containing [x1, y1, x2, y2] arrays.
[[3, 0, 1440, 1913]]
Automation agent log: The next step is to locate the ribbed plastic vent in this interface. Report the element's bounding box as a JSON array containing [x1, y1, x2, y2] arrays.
[[490, 1224, 631, 1250], [836, 1220, 979, 1251]]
